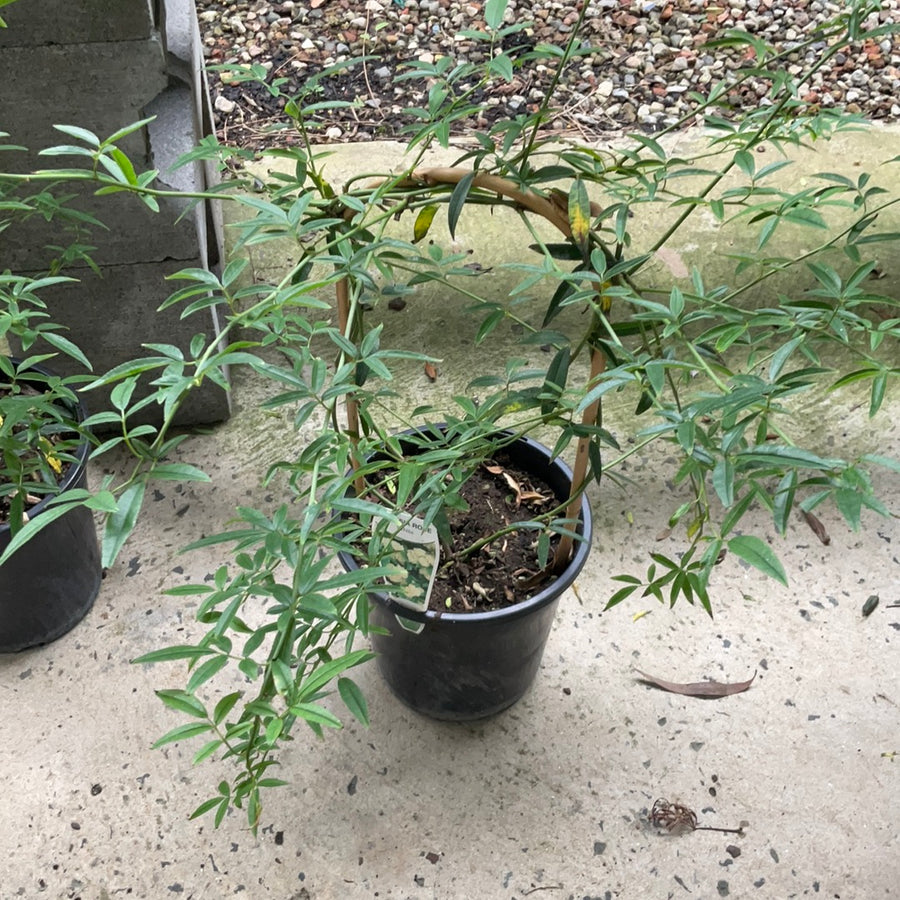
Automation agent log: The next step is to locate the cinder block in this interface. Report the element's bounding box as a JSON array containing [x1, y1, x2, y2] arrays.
[[0, 40, 169, 166], [0, 0, 155, 47], [2, 0, 231, 426], [10, 259, 231, 427]]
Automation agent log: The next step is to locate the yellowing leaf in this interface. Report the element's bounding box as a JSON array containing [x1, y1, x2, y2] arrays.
[[567, 179, 591, 256], [413, 204, 439, 243]]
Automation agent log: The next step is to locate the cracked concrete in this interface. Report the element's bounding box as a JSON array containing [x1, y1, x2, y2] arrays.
[[1, 131, 898, 899]]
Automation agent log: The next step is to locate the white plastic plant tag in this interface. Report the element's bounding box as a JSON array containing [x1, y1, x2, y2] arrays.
[[377, 512, 439, 635]]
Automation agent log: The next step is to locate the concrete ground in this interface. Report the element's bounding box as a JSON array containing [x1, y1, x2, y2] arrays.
[[2, 131, 899, 900]]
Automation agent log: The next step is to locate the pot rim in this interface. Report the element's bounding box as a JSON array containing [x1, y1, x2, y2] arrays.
[[0, 357, 92, 535], [338, 429, 593, 625]]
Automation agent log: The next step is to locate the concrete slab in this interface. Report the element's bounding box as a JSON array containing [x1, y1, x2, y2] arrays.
[[0, 131, 898, 899]]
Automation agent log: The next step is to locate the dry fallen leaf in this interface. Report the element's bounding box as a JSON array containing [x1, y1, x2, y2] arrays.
[[634, 669, 756, 698], [424, 362, 438, 382], [800, 509, 830, 545]]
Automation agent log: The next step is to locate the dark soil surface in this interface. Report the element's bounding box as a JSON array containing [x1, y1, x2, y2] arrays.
[[426, 453, 561, 614]]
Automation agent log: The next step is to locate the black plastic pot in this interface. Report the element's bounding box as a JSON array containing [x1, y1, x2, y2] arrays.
[[0, 362, 102, 653], [338, 430, 593, 721]]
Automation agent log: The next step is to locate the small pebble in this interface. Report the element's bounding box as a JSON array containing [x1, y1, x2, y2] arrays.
[[195, 0, 899, 142]]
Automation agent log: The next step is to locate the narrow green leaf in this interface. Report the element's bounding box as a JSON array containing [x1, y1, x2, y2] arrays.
[[869, 372, 887, 417], [152, 721, 214, 748], [290, 702, 343, 729], [734, 149, 755, 178], [712, 457, 734, 507], [447, 172, 475, 240], [186, 655, 229, 693], [265, 717, 285, 746], [540, 346, 570, 415], [834, 489, 863, 531], [156, 689, 208, 718], [484, 0, 508, 30], [147, 462, 211, 483], [772, 469, 797, 536], [727, 535, 787, 586], [101, 482, 147, 568], [736, 446, 846, 471], [193, 738, 224, 765], [296, 649, 375, 701], [52, 123, 100, 146], [213, 692, 242, 726], [338, 677, 370, 726], [132, 645, 212, 664]]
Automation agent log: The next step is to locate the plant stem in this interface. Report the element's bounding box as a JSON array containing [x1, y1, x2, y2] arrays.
[[335, 275, 365, 495], [553, 340, 605, 570]]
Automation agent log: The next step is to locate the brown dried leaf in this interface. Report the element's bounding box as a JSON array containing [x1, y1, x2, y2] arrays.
[[635, 669, 756, 698], [424, 362, 438, 382], [518, 490, 550, 505], [800, 509, 830, 545]]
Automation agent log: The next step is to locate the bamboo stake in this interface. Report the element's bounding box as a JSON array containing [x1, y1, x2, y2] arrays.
[[336, 275, 366, 496]]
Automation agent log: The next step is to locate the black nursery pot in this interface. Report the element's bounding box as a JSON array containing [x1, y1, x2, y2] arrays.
[[339, 431, 593, 722], [0, 364, 102, 653]]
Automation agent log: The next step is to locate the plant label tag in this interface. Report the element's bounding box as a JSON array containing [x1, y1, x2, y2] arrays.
[[379, 513, 439, 635]]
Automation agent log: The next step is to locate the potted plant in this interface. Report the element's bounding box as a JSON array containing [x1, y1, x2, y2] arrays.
[[0, 268, 102, 651], [0, 148, 211, 650], [10, 0, 898, 830]]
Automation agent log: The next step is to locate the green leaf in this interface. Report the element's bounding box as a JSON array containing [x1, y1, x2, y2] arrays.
[[193, 738, 224, 765], [152, 721, 214, 748], [132, 645, 212, 664], [447, 172, 475, 240], [734, 149, 755, 178], [542, 279, 576, 327], [52, 123, 100, 147], [869, 372, 887, 417], [540, 346, 570, 415], [712, 457, 734, 507], [101, 482, 146, 568], [727, 535, 787, 586], [265, 717, 285, 746], [296, 649, 375, 701], [772, 470, 797, 536], [156, 689, 208, 718], [213, 692, 242, 725], [338, 677, 370, 727], [484, 0, 508, 30], [290, 702, 343, 729], [186, 655, 229, 693], [736, 446, 846, 472], [834, 489, 863, 531], [147, 463, 211, 483], [860, 454, 900, 474]]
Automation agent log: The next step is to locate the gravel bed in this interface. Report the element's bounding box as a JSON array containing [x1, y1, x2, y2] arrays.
[[194, 0, 900, 147]]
